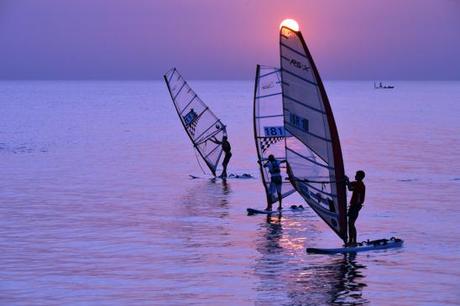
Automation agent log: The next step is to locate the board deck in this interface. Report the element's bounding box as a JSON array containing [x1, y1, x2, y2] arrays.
[[306, 238, 404, 254], [247, 205, 306, 215]]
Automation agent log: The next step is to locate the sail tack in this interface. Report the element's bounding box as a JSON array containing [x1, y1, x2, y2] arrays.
[[164, 68, 226, 176], [253, 65, 296, 205], [279, 26, 348, 242]]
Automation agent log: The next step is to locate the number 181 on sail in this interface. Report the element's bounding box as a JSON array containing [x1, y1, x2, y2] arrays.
[[263, 126, 285, 137]]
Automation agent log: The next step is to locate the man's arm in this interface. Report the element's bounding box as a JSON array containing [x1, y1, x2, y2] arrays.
[[347, 182, 356, 192], [344, 175, 354, 191], [257, 160, 268, 167], [209, 137, 222, 145], [257, 159, 270, 168]]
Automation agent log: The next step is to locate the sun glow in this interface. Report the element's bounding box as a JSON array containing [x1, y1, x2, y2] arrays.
[[280, 19, 299, 32]]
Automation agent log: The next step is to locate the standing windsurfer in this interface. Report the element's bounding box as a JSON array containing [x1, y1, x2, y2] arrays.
[[345, 170, 366, 246], [261, 154, 286, 211], [210, 136, 232, 178]]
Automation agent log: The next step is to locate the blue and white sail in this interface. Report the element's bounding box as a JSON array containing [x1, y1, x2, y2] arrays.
[[164, 68, 226, 176], [253, 65, 296, 205]]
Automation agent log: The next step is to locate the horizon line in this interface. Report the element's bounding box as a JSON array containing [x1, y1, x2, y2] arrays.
[[1, 79, 460, 82]]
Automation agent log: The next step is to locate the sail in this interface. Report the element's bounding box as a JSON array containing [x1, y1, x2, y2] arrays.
[[253, 65, 296, 204], [279, 26, 348, 242], [164, 68, 226, 176]]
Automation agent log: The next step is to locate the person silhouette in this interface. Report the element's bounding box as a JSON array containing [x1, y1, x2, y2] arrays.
[[261, 154, 286, 211], [345, 170, 366, 246], [210, 135, 232, 178]]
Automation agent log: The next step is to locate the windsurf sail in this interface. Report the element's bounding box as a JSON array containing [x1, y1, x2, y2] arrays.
[[253, 65, 296, 205], [279, 26, 348, 242], [164, 68, 226, 176]]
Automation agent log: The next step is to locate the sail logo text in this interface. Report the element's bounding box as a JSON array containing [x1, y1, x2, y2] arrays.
[[289, 59, 310, 71], [263, 126, 285, 137], [262, 81, 274, 89], [289, 113, 309, 132]]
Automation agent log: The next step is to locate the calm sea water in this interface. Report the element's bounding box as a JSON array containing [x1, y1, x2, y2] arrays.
[[1, 80, 459, 305]]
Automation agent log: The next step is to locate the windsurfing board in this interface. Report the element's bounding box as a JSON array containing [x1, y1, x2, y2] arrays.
[[306, 237, 403, 254], [189, 173, 254, 180], [247, 205, 306, 215]]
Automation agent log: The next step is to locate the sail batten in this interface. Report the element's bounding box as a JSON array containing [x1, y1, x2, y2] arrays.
[[280, 26, 348, 242], [283, 95, 326, 114], [253, 65, 296, 205], [164, 68, 226, 176], [256, 92, 283, 99], [282, 69, 318, 86]]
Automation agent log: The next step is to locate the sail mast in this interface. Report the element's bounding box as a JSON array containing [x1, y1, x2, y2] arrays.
[[253, 65, 271, 204]]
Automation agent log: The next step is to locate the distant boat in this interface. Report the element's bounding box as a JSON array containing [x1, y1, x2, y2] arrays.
[[374, 81, 394, 89]]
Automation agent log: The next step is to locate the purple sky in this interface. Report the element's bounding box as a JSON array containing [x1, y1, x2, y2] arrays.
[[1, 0, 459, 80]]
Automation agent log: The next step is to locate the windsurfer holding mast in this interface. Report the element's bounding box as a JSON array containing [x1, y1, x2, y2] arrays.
[[260, 154, 286, 211], [345, 170, 366, 246], [210, 135, 232, 178]]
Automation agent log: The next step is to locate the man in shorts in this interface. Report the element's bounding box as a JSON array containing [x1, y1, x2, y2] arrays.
[[211, 135, 232, 178], [345, 170, 366, 246], [263, 154, 286, 211]]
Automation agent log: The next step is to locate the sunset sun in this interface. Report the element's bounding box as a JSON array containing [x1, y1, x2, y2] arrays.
[[280, 18, 299, 31]]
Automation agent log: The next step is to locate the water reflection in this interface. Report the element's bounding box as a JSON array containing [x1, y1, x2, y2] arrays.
[[253, 215, 286, 305], [254, 215, 368, 305], [179, 179, 232, 218], [212, 177, 232, 197], [331, 254, 368, 304], [290, 254, 368, 305], [260, 214, 283, 254], [163, 179, 234, 256]]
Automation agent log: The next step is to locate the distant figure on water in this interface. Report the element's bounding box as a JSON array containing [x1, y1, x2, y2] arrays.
[[345, 170, 366, 246], [210, 135, 232, 178], [261, 154, 286, 211]]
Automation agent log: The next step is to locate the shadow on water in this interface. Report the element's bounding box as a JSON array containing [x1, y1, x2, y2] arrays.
[[254, 215, 368, 305]]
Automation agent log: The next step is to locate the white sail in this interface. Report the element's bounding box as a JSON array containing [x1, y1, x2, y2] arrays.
[[164, 68, 226, 176], [253, 65, 296, 204], [280, 26, 348, 242]]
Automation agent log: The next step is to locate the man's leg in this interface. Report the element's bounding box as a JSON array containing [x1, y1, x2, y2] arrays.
[[267, 181, 277, 210], [221, 155, 230, 178], [275, 179, 282, 210], [277, 192, 282, 210], [266, 201, 273, 211], [348, 218, 357, 244]]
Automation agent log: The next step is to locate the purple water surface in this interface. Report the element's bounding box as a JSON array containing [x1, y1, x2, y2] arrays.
[[1, 81, 459, 305]]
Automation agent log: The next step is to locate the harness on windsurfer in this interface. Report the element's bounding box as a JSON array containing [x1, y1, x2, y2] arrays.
[[211, 135, 232, 178], [345, 170, 366, 246], [262, 154, 286, 211]]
